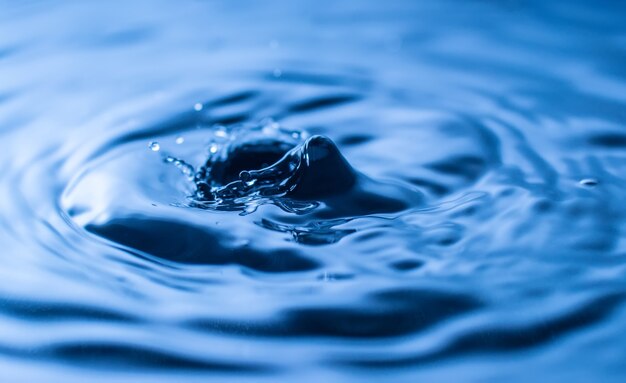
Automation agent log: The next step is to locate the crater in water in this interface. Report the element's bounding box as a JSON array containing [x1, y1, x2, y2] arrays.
[[62, 116, 423, 270]]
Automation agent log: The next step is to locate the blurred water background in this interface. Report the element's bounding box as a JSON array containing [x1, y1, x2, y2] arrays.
[[1, 1, 626, 382]]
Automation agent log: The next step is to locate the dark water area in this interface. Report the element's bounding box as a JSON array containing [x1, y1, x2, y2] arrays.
[[1, 1, 626, 381]]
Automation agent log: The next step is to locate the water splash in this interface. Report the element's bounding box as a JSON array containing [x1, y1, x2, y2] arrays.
[[188, 122, 421, 217], [163, 155, 195, 179]]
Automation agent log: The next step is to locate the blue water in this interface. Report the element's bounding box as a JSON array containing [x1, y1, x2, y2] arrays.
[[1, 1, 626, 381]]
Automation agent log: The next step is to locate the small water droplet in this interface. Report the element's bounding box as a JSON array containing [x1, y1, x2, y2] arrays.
[[148, 141, 160, 151], [262, 120, 280, 135], [273, 68, 282, 78], [239, 170, 252, 182], [209, 144, 219, 154], [175, 136, 185, 144], [194, 103, 203, 111], [215, 129, 228, 138], [164, 155, 195, 179], [579, 178, 599, 187]]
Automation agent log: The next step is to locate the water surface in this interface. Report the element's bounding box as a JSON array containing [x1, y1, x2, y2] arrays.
[[1, 1, 626, 382]]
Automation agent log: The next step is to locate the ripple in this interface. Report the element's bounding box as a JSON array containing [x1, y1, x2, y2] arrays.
[[337, 291, 626, 368], [87, 217, 320, 271]]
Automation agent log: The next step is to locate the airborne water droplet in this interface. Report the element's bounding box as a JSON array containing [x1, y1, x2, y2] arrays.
[[194, 103, 203, 111], [149, 141, 160, 151], [175, 136, 185, 144], [164, 155, 195, 179], [209, 144, 219, 154]]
